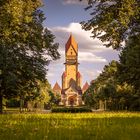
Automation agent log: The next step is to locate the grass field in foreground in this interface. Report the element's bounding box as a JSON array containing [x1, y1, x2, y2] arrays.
[[0, 112, 140, 140]]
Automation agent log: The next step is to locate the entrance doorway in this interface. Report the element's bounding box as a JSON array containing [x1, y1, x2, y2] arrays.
[[68, 96, 75, 106]]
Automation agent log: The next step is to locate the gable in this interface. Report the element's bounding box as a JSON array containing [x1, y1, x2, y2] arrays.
[[65, 86, 79, 95], [53, 82, 61, 91], [65, 34, 78, 54], [66, 45, 77, 56]]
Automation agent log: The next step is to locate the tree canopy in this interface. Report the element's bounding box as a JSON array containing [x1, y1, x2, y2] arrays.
[[0, 0, 60, 113], [81, 0, 140, 111], [81, 0, 140, 49], [118, 35, 140, 91], [83, 60, 139, 110]]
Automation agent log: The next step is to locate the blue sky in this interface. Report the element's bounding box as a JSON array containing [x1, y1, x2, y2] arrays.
[[42, 0, 90, 27], [42, 0, 119, 88]]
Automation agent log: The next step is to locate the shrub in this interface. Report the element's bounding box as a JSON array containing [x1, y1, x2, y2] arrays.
[[51, 106, 92, 113]]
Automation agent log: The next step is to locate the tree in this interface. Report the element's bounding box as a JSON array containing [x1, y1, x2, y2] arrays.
[[116, 83, 134, 110], [83, 58, 139, 110], [94, 61, 118, 110], [118, 35, 140, 110], [83, 82, 97, 107], [83, 61, 119, 109], [25, 80, 51, 111], [48, 91, 61, 107], [81, 0, 140, 49], [80, 0, 140, 110], [0, 0, 60, 113], [118, 35, 140, 92]]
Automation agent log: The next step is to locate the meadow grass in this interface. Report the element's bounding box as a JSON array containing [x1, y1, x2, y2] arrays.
[[0, 112, 140, 140]]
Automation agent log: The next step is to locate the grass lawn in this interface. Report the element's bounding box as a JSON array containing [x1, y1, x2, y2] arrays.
[[0, 112, 140, 140]]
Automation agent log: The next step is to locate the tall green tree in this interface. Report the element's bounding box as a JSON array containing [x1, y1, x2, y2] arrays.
[[80, 0, 140, 110], [81, 0, 140, 49], [83, 61, 115, 105], [118, 35, 140, 92], [118, 35, 140, 110], [83, 81, 97, 107], [0, 0, 60, 113], [24, 80, 51, 110], [83, 61, 119, 109], [84, 59, 138, 110]]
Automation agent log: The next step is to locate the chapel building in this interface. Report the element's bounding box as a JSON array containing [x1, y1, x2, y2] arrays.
[[53, 34, 89, 106], [61, 34, 83, 106]]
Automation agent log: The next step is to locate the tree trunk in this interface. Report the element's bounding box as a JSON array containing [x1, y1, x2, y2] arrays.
[[0, 95, 3, 114], [105, 100, 107, 110], [20, 98, 24, 113]]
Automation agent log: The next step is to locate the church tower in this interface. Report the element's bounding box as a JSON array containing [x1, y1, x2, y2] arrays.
[[61, 34, 82, 106]]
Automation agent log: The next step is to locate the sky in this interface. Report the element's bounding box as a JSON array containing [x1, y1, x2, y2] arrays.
[[41, 0, 119, 88]]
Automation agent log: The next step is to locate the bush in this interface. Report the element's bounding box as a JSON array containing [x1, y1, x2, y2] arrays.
[[6, 99, 20, 108], [51, 106, 92, 113]]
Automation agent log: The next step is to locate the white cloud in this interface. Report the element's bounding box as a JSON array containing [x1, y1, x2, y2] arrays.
[[79, 68, 102, 84], [86, 70, 99, 78], [51, 23, 112, 52], [50, 22, 113, 63], [62, 0, 88, 5], [51, 22, 113, 53], [47, 22, 119, 86], [47, 72, 55, 77], [78, 52, 107, 62]]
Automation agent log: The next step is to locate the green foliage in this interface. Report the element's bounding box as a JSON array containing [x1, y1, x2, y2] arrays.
[[83, 82, 97, 107], [83, 60, 139, 110], [51, 106, 92, 113], [96, 60, 119, 85], [26, 80, 52, 110], [81, 0, 140, 48], [36, 80, 51, 103], [6, 98, 20, 108], [48, 91, 61, 106], [81, 0, 140, 110], [0, 0, 60, 113], [118, 35, 140, 92], [117, 35, 140, 110]]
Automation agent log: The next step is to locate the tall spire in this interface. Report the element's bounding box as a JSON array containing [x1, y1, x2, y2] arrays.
[[65, 34, 78, 53]]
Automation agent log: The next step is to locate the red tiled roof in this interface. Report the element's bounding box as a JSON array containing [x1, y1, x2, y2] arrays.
[[82, 82, 89, 91], [53, 82, 61, 91], [65, 34, 78, 53], [62, 72, 66, 77], [77, 71, 81, 78]]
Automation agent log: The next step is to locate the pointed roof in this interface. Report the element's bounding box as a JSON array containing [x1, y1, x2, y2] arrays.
[[65, 34, 78, 53], [77, 71, 82, 78], [53, 82, 61, 91], [61, 84, 82, 95], [82, 82, 89, 91], [62, 72, 66, 77]]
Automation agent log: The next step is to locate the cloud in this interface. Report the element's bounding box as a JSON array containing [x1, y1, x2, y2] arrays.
[[50, 22, 115, 63], [51, 22, 113, 53], [47, 72, 55, 77], [79, 68, 102, 84], [47, 22, 119, 86], [62, 0, 88, 5], [79, 52, 107, 62], [86, 69, 102, 78]]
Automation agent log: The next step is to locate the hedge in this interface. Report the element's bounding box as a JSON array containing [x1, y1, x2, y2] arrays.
[[51, 106, 92, 113]]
